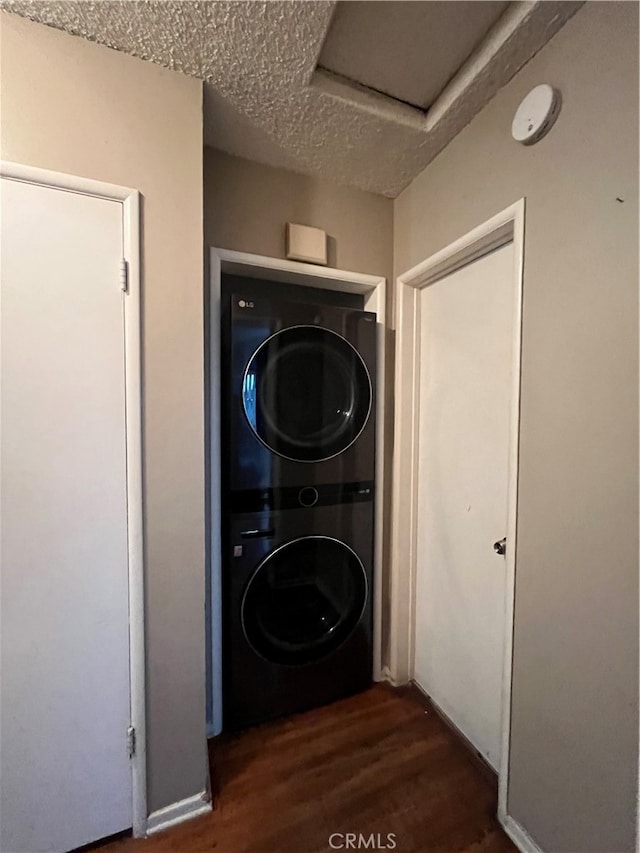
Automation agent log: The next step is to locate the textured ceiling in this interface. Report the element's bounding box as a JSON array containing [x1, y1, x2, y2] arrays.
[[319, 1, 509, 110], [2, 0, 583, 197]]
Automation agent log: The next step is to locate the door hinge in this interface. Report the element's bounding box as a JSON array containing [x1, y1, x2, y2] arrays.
[[120, 259, 129, 293], [127, 725, 136, 759]]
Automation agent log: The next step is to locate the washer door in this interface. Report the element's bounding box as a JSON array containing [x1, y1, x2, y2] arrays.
[[242, 536, 368, 666], [242, 325, 372, 462]]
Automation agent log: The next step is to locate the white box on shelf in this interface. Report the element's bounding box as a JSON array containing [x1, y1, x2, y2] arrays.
[[285, 222, 327, 265]]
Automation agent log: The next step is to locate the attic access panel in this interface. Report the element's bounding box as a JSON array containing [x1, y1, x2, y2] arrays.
[[318, 0, 509, 110]]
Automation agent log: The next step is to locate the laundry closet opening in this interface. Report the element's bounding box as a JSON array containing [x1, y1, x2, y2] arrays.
[[221, 274, 365, 309], [206, 249, 386, 738]]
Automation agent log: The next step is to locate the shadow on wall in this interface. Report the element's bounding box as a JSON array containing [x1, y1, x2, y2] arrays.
[[327, 235, 338, 268]]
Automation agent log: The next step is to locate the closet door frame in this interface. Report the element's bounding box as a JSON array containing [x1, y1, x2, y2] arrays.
[[390, 200, 527, 848], [207, 248, 386, 737], [0, 160, 147, 837]]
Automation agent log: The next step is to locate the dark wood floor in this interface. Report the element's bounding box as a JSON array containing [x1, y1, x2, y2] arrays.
[[101, 685, 516, 853]]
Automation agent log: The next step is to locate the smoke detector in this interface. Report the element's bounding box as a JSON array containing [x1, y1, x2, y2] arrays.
[[512, 84, 561, 145]]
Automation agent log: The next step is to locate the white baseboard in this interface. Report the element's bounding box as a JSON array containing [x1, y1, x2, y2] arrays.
[[146, 790, 212, 836], [499, 812, 543, 853]]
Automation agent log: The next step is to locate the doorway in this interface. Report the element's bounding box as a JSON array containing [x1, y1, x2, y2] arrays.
[[389, 201, 525, 826], [207, 248, 386, 736], [0, 163, 145, 850]]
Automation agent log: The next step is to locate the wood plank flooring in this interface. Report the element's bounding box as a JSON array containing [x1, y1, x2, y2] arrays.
[[100, 685, 516, 853]]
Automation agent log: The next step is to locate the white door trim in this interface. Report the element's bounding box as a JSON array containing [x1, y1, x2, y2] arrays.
[[207, 247, 386, 736], [389, 200, 525, 835], [146, 790, 211, 836], [500, 813, 544, 853], [0, 160, 147, 838]]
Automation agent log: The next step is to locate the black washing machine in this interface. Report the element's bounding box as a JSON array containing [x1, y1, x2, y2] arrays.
[[223, 498, 374, 730], [222, 293, 376, 498], [221, 291, 376, 730]]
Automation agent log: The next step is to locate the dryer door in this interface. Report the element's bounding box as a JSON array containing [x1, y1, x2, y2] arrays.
[[243, 326, 372, 462], [242, 536, 368, 666]]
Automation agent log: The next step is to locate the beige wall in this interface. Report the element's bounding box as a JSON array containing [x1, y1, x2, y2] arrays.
[[204, 147, 393, 282], [203, 148, 394, 401], [1, 14, 208, 813], [394, 3, 639, 851]]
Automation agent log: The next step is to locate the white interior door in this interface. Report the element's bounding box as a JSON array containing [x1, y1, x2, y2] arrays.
[[1, 177, 133, 851], [414, 242, 515, 770]]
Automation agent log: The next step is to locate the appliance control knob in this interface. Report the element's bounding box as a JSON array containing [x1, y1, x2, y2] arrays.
[[299, 487, 319, 508]]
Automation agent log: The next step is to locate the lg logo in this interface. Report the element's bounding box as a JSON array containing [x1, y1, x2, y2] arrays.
[[238, 299, 255, 309], [329, 834, 397, 849]]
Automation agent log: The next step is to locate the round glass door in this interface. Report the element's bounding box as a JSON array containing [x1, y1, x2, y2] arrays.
[[242, 536, 368, 666], [242, 326, 372, 462]]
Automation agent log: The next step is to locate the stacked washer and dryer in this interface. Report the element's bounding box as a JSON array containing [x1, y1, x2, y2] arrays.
[[221, 284, 376, 730]]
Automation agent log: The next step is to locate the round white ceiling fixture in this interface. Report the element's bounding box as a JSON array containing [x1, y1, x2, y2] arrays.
[[512, 84, 561, 145]]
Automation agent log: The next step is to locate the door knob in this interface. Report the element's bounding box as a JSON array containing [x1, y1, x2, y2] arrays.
[[493, 537, 507, 557]]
